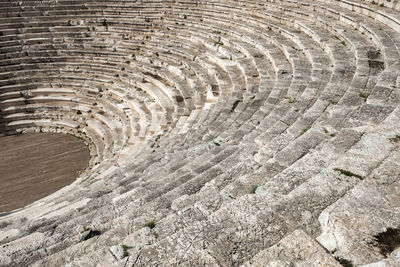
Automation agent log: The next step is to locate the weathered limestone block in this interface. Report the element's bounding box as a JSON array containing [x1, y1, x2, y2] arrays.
[[243, 229, 340, 267]]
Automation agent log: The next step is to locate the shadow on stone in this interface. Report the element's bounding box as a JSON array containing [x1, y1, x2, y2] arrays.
[[83, 230, 102, 241], [373, 228, 400, 256]]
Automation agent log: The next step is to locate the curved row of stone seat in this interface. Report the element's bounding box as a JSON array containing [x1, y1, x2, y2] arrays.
[[119, 24, 294, 180], [70, 0, 342, 221], [33, 107, 396, 266], [159, 18, 296, 149], [250, 18, 366, 159], [0, 69, 129, 160], [1, 0, 399, 266], [111, 1, 398, 266], [0, 0, 276, 225], [209, 0, 396, 209], [0, 26, 219, 163], [0, 1, 302, 207], [0, 15, 234, 131], [5, 8, 332, 266], [101, 1, 328, 151], [155, 5, 348, 158], [130, 79, 398, 266], [0, 1, 298, 264], [158, 0, 386, 168], [184, 0, 396, 202]]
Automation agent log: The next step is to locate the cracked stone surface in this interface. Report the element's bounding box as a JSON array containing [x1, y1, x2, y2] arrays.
[[0, 0, 400, 266]]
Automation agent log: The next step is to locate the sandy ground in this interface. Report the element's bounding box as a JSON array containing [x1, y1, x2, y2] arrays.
[[0, 133, 90, 213]]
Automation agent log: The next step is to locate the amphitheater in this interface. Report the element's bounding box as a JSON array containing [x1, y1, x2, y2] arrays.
[[0, 0, 400, 265]]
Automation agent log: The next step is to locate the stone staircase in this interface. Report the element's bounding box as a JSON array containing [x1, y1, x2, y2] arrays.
[[0, 0, 400, 266]]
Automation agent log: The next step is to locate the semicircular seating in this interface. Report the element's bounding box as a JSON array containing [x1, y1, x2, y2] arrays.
[[1, 0, 400, 266]]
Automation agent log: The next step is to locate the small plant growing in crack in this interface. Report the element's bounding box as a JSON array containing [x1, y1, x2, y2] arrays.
[[359, 92, 369, 102], [214, 36, 223, 46], [81, 226, 90, 233], [322, 127, 336, 137], [121, 244, 132, 258], [390, 135, 400, 143], [333, 168, 364, 180], [285, 96, 297, 104], [334, 256, 354, 267], [143, 220, 156, 229], [249, 185, 258, 194], [299, 125, 311, 136]]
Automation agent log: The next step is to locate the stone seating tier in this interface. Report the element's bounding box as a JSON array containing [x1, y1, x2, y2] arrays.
[[0, 0, 399, 266]]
